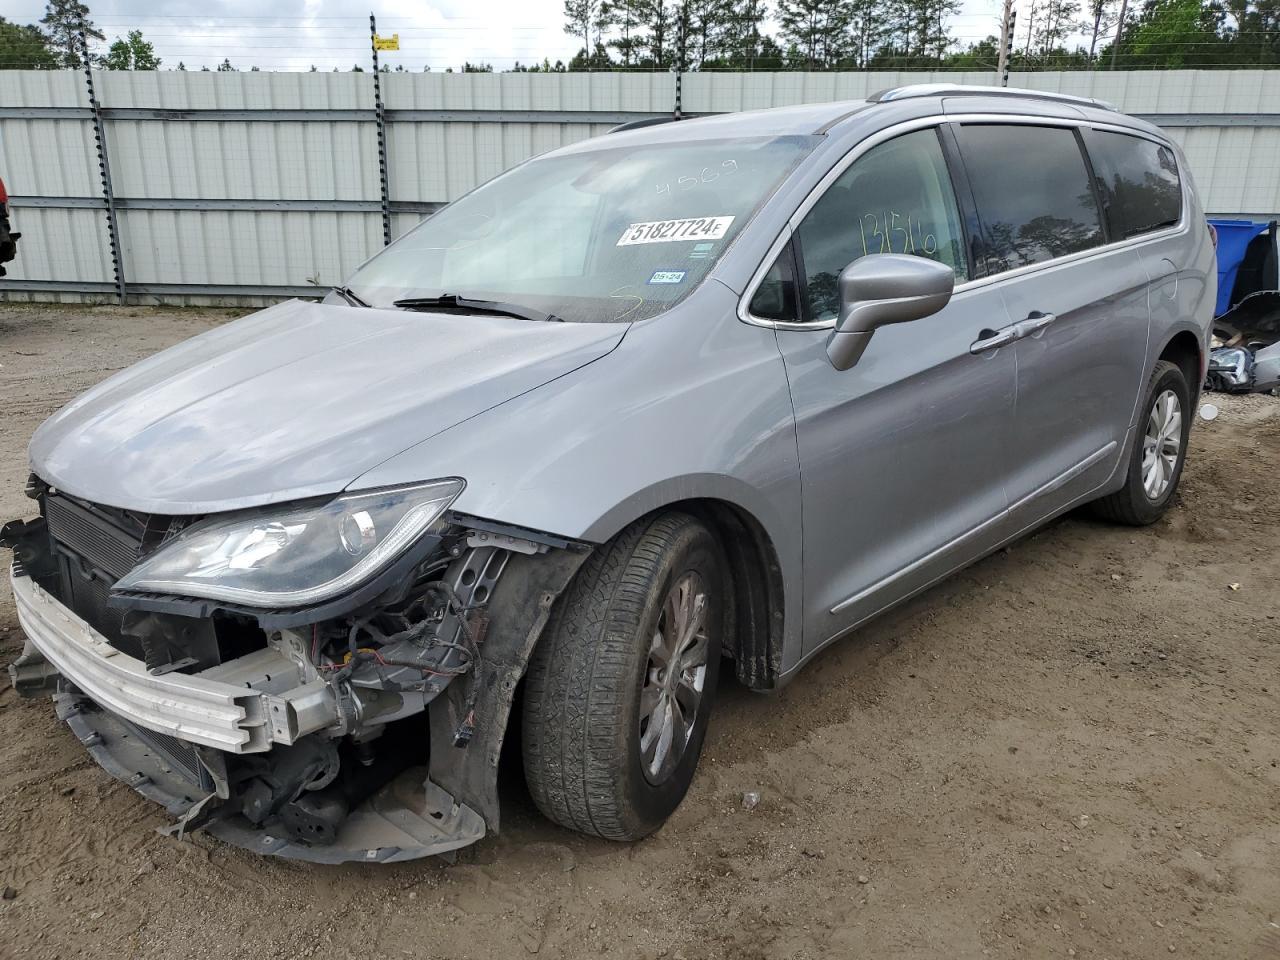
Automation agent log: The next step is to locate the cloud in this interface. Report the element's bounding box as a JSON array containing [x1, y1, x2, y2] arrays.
[[12, 0, 585, 72]]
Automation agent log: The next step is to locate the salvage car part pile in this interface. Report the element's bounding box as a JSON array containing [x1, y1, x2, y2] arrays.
[[1206, 219, 1280, 395]]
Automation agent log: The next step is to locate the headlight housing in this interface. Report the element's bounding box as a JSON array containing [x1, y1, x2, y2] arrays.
[[113, 479, 464, 608]]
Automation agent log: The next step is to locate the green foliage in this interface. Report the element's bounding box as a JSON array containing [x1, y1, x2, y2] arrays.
[[104, 29, 159, 70], [569, 40, 615, 68], [564, 0, 606, 57], [40, 0, 103, 68], [462, 61, 494, 72], [775, 0, 852, 67], [0, 16, 59, 69]]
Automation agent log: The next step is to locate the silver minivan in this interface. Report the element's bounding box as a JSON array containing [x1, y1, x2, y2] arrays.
[[4, 85, 1215, 862]]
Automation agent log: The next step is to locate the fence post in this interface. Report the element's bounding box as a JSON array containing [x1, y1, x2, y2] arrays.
[[370, 13, 392, 246], [81, 31, 126, 303], [673, 5, 686, 120]]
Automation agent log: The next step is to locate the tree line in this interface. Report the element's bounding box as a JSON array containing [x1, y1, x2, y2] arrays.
[[1, 0, 1277, 72], [561, 0, 1280, 70]]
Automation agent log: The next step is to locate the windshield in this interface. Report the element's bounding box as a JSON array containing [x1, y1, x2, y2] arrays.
[[345, 135, 818, 323]]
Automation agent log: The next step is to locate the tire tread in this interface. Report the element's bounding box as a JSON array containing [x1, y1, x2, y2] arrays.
[[1092, 359, 1186, 525], [523, 513, 703, 840]]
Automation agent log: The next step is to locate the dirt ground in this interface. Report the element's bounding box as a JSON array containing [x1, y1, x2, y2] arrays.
[[0, 302, 1276, 960]]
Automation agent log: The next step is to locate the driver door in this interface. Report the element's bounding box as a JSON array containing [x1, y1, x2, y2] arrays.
[[756, 126, 1020, 655]]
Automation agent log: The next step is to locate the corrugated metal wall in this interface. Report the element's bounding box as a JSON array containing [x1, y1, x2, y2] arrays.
[[2, 69, 1277, 303]]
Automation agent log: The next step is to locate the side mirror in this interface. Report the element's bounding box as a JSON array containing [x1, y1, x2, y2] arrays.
[[826, 254, 955, 371]]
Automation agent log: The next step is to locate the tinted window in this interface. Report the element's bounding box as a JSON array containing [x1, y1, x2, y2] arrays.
[[795, 128, 968, 323], [956, 124, 1104, 273], [1084, 130, 1182, 238], [749, 243, 799, 322]]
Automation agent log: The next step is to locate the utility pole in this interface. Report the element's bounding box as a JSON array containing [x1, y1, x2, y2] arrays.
[[997, 0, 1016, 87], [1109, 0, 1129, 69]]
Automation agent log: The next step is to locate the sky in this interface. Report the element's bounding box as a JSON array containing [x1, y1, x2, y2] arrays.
[[10, 0, 1013, 74]]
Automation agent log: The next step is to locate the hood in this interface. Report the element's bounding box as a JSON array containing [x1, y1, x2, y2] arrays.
[[30, 299, 626, 515]]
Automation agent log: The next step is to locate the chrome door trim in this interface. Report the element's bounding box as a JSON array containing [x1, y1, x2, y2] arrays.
[[827, 440, 1118, 617], [1007, 440, 1118, 513], [737, 111, 1190, 331], [779, 446, 1125, 686], [828, 509, 1007, 615]]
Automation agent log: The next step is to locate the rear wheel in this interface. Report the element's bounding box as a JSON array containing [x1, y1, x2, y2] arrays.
[[1092, 359, 1191, 525], [521, 512, 725, 840]]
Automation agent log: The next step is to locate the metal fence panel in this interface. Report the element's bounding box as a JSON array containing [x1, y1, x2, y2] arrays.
[[1, 69, 1277, 303]]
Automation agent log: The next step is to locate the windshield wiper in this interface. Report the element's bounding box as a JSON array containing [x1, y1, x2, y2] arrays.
[[333, 285, 370, 308], [392, 294, 563, 323]]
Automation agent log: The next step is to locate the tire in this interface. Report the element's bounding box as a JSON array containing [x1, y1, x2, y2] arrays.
[[1091, 359, 1191, 526], [521, 512, 726, 841]]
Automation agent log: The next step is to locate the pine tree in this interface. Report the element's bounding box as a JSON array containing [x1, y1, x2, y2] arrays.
[[601, 0, 646, 65], [637, 0, 675, 66], [40, 0, 103, 68], [0, 16, 59, 69], [776, 0, 854, 68], [1032, 0, 1080, 54], [848, 0, 889, 66], [564, 0, 605, 62], [1083, 0, 1119, 57], [717, 0, 770, 67]]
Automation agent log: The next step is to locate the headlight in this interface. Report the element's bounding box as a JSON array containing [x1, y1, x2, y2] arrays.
[[113, 479, 464, 608]]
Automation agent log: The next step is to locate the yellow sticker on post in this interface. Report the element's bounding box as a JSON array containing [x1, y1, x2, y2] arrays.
[[617, 216, 735, 246], [373, 33, 400, 50]]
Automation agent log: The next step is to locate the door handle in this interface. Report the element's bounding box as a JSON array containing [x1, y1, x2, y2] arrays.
[[1015, 311, 1056, 337], [969, 326, 1018, 354]]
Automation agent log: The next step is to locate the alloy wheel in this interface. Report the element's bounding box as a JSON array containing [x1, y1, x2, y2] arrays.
[[638, 571, 710, 785], [1142, 388, 1182, 500]]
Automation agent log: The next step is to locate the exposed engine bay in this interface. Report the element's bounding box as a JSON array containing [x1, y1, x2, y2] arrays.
[[3, 476, 588, 863]]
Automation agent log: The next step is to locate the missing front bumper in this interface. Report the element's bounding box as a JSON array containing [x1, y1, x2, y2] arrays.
[[57, 687, 485, 863], [10, 566, 337, 752], [11, 564, 486, 862]]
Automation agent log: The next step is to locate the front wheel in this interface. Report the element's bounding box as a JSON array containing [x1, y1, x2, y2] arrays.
[[1092, 359, 1191, 525], [521, 512, 726, 841]]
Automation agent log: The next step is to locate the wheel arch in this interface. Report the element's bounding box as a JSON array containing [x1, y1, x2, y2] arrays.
[[584, 492, 788, 693], [1157, 328, 1204, 403]]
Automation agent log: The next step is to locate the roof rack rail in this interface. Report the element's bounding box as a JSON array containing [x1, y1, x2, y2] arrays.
[[608, 115, 685, 134], [867, 84, 1117, 112]]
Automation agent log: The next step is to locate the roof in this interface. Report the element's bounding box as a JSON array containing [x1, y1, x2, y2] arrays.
[[555, 84, 1128, 156], [553, 101, 871, 155]]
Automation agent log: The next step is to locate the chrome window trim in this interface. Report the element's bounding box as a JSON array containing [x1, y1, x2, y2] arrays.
[[738, 111, 1190, 332]]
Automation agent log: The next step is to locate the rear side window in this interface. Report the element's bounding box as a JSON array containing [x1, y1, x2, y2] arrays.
[[1083, 130, 1182, 239], [955, 124, 1104, 274]]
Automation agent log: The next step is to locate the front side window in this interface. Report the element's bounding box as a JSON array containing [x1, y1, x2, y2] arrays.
[[1084, 129, 1182, 239], [345, 135, 818, 323], [794, 128, 968, 324], [955, 124, 1104, 273], [749, 244, 800, 322]]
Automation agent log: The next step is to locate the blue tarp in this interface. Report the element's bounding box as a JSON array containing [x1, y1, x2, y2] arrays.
[[1209, 218, 1270, 316]]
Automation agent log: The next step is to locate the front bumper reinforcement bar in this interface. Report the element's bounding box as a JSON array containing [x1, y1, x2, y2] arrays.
[[8, 566, 336, 753]]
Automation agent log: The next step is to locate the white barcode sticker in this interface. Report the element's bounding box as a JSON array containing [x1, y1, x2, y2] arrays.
[[617, 215, 735, 246]]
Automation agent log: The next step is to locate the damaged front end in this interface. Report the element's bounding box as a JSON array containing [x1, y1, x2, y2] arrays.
[[3, 476, 587, 863]]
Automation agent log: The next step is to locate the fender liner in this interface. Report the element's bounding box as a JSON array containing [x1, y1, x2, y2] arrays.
[[427, 546, 589, 832]]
